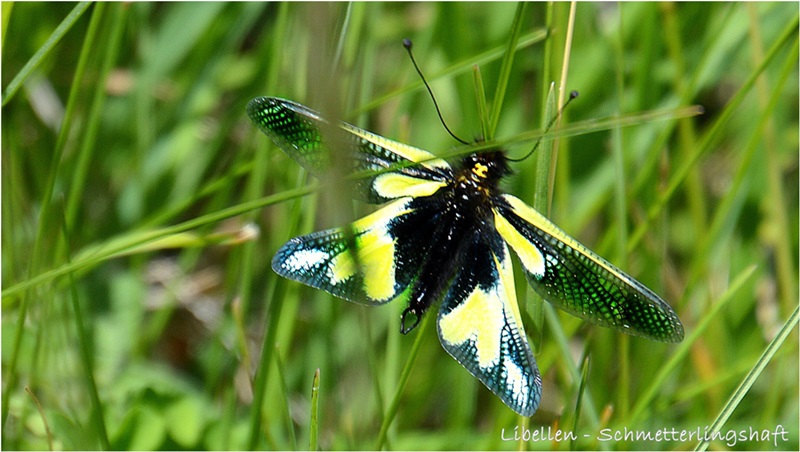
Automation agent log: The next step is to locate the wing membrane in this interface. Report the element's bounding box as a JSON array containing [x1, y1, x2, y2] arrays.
[[436, 228, 541, 416], [494, 194, 684, 343], [247, 97, 452, 203], [273, 197, 443, 305]]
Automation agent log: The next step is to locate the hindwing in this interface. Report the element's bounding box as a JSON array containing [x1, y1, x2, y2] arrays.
[[493, 194, 684, 343], [436, 227, 541, 416]]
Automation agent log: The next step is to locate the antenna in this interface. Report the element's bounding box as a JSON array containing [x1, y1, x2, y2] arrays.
[[403, 39, 469, 146], [507, 90, 579, 163]]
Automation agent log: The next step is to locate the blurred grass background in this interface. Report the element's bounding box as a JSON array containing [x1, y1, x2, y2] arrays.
[[2, 2, 798, 450]]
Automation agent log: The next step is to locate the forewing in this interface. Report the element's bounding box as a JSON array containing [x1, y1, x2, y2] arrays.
[[247, 97, 453, 203], [436, 228, 541, 416], [493, 194, 684, 343], [273, 197, 439, 305]]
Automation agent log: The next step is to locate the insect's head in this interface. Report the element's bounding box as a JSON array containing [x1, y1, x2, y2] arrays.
[[464, 150, 512, 182]]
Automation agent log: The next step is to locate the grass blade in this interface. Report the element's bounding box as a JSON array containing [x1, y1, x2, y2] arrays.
[[627, 14, 798, 252], [60, 200, 110, 449], [309, 368, 321, 451], [374, 314, 432, 450], [2, 2, 91, 105], [487, 2, 526, 139], [694, 306, 799, 451], [627, 265, 758, 422]]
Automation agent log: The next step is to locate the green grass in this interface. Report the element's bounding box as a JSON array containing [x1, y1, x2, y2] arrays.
[[2, 2, 798, 450]]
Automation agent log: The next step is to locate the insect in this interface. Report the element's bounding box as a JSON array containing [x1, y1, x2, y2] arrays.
[[248, 90, 684, 417]]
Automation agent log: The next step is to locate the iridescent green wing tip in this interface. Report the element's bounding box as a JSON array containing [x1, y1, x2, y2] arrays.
[[495, 194, 684, 343]]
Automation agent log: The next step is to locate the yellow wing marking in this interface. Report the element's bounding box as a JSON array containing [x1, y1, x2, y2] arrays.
[[328, 199, 414, 301], [492, 251, 531, 397], [494, 250, 525, 331], [438, 248, 523, 369], [439, 285, 503, 368], [494, 207, 546, 278], [372, 173, 447, 199], [501, 194, 637, 285]]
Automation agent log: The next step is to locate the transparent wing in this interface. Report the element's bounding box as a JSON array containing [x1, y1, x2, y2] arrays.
[[436, 227, 541, 416], [493, 194, 684, 343], [247, 97, 453, 203]]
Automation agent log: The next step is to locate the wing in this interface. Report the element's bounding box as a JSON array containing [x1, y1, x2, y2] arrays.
[[273, 197, 442, 305], [436, 227, 541, 416], [247, 97, 453, 203], [493, 194, 684, 343]]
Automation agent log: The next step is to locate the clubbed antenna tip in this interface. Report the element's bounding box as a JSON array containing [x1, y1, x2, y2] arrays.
[[507, 89, 580, 163]]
